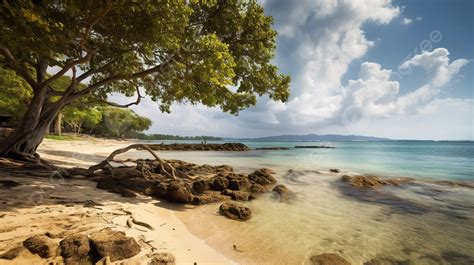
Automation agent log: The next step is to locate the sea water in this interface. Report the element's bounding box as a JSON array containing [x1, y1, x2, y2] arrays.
[[136, 140, 474, 264]]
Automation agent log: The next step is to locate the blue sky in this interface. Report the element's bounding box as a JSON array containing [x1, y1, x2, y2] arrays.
[[127, 0, 473, 140]]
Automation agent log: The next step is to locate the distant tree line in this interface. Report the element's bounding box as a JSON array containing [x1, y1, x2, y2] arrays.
[[127, 132, 222, 141]]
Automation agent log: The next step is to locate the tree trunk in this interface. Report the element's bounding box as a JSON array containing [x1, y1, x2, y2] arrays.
[[54, 112, 62, 136], [0, 90, 65, 160]]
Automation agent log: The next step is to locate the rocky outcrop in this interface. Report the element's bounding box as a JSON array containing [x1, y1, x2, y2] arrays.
[[23, 235, 59, 258], [255, 147, 290, 150], [341, 175, 412, 188], [92, 155, 279, 206], [60, 234, 91, 265], [330, 169, 340, 173], [219, 202, 252, 221], [148, 143, 250, 151], [222, 189, 251, 201], [309, 253, 351, 265], [89, 229, 141, 261], [248, 169, 276, 186]]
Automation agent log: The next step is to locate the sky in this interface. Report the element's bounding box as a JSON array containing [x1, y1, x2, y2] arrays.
[[121, 0, 473, 140]]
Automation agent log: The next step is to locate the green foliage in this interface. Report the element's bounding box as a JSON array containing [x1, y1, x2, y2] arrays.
[[93, 107, 152, 138], [0, 67, 31, 121], [1, 0, 289, 115], [128, 133, 222, 141], [62, 106, 102, 134]]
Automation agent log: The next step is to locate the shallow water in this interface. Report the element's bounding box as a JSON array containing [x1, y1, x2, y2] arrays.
[[129, 141, 474, 264]]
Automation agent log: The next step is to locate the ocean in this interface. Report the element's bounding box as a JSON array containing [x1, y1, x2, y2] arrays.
[[135, 140, 474, 264]]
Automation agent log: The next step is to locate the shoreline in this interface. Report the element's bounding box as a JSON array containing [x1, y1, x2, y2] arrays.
[[1, 139, 472, 264]]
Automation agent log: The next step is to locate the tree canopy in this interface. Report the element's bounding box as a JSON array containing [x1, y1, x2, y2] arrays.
[[0, 0, 290, 157], [0, 0, 289, 113]]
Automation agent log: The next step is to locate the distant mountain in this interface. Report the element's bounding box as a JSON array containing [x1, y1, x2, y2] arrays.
[[228, 134, 391, 142]]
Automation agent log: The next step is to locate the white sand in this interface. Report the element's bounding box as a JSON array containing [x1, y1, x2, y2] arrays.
[[0, 139, 234, 264]]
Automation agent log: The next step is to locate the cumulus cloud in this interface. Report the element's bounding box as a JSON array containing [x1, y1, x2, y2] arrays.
[[118, 0, 471, 139]]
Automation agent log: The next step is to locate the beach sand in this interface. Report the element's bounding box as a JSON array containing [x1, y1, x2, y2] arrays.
[[0, 139, 234, 264]]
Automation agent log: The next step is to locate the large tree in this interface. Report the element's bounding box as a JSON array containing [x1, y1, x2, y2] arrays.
[[0, 0, 290, 160]]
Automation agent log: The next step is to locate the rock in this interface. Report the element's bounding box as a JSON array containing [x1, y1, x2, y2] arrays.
[[23, 235, 60, 258], [227, 174, 251, 191], [248, 169, 276, 186], [148, 252, 176, 265], [60, 234, 91, 264], [120, 178, 157, 195], [272, 185, 295, 201], [164, 182, 193, 203], [342, 175, 386, 188], [90, 229, 140, 262], [249, 184, 269, 194], [148, 143, 250, 151], [192, 192, 228, 205], [0, 246, 28, 260], [330, 169, 340, 173], [116, 187, 137, 198], [192, 179, 209, 194], [309, 253, 351, 265], [255, 147, 290, 150], [273, 184, 290, 195], [209, 176, 229, 191], [222, 189, 251, 201], [219, 202, 251, 221]]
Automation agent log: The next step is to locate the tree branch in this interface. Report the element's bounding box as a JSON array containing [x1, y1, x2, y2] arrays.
[[98, 86, 143, 108], [39, 52, 92, 89], [67, 57, 174, 103], [0, 46, 38, 88]]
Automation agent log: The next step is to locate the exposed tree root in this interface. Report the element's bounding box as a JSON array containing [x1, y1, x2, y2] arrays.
[[85, 144, 177, 180]]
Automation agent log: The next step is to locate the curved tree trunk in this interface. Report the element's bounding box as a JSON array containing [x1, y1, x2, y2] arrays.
[[0, 89, 65, 160]]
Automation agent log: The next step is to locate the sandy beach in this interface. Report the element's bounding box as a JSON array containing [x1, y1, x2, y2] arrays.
[[0, 139, 235, 265], [1, 139, 473, 265]]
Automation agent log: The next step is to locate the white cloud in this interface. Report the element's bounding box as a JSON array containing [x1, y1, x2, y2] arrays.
[[402, 17, 413, 24], [110, 0, 471, 140]]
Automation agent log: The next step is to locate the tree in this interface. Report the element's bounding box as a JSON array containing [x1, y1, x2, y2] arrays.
[[0, 67, 32, 122], [0, 1, 290, 160], [62, 106, 102, 135], [92, 107, 152, 138]]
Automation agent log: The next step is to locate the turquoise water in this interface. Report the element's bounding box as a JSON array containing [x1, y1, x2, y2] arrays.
[[148, 140, 474, 181]]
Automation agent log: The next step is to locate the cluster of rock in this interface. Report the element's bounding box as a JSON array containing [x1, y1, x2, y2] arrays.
[[341, 175, 412, 188], [89, 159, 290, 221], [0, 229, 161, 264], [255, 147, 290, 150], [147, 143, 250, 151]]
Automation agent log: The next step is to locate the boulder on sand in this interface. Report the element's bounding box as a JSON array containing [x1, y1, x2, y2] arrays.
[[219, 202, 252, 221], [221, 189, 251, 201], [209, 176, 229, 191], [248, 169, 276, 186], [90, 229, 140, 261], [60, 234, 91, 264], [23, 235, 59, 258]]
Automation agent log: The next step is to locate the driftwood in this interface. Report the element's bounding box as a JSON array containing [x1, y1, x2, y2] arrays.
[[86, 144, 177, 180]]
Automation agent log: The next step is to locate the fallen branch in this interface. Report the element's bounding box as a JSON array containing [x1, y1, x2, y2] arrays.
[[86, 144, 177, 180]]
